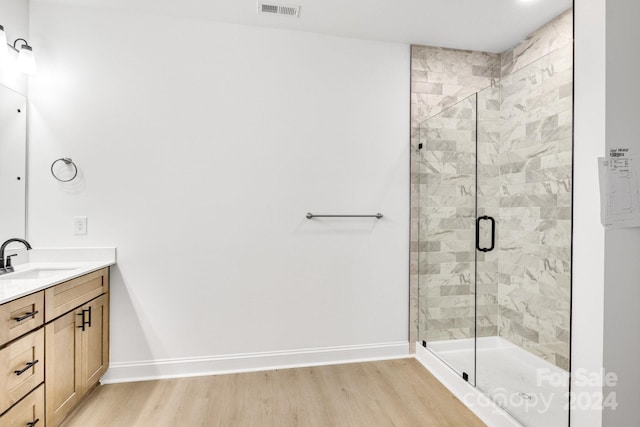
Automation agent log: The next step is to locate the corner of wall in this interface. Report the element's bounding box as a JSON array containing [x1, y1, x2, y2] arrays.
[[571, 0, 605, 425]]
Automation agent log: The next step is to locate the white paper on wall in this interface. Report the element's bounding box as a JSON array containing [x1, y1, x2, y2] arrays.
[[598, 149, 640, 228]]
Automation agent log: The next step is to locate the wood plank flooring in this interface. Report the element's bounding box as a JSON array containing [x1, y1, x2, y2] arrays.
[[60, 358, 485, 427]]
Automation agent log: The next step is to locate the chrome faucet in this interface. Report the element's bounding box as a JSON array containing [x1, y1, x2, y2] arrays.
[[0, 238, 32, 274]]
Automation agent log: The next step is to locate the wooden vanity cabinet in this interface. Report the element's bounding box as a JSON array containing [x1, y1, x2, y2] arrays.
[[45, 269, 110, 427], [0, 267, 110, 427]]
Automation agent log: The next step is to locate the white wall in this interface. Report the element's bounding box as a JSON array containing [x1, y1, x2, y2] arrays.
[[573, 0, 640, 424], [603, 0, 640, 425], [572, 0, 606, 425], [28, 3, 410, 380], [571, 0, 605, 427], [0, 0, 29, 94]]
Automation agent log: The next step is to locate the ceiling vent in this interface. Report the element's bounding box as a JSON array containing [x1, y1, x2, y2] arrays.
[[258, 3, 301, 18]]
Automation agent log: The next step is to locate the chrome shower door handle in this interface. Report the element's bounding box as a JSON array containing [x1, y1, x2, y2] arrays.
[[476, 215, 495, 252]]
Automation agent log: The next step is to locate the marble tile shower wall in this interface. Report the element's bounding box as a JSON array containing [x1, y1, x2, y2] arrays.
[[417, 97, 479, 342], [496, 43, 573, 370], [411, 48, 501, 128], [416, 90, 504, 343], [410, 47, 500, 347], [500, 10, 573, 78], [476, 86, 503, 339], [412, 9, 573, 370]]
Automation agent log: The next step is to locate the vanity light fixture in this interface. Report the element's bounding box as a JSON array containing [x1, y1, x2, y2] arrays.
[[12, 38, 37, 75], [0, 24, 37, 75]]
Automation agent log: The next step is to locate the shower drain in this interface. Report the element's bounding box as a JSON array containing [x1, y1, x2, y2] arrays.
[[518, 392, 534, 400]]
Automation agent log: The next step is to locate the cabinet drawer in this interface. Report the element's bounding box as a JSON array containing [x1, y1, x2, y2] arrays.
[[45, 268, 109, 322], [0, 328, 45, 414], [0, 292, 44, 347], [0, 383, 44, 427]]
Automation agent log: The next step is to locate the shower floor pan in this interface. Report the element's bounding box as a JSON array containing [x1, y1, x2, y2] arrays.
[[427, 336, 569, 427]]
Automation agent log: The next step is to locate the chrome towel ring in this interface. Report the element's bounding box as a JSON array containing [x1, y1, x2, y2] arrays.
[[51, 158, 78, 182]]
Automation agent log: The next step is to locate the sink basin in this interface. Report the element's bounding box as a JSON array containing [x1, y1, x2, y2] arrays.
[[0, 268, 78, 280]]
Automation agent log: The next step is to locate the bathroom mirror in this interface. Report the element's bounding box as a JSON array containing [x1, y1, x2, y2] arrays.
[[0, 83, 27, 240]]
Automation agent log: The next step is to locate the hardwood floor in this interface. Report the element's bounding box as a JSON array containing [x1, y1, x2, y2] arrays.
[[60, 358, 485, 427]]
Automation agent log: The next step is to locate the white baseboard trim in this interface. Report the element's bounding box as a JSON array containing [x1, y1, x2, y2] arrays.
[[102, 341, 410, 384], [415, 343, 522, 427]]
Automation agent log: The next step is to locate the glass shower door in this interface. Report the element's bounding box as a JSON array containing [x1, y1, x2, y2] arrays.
[[417, 94, 477, 385], [418, 63, 572, 426], [475, 48, 572, 425]]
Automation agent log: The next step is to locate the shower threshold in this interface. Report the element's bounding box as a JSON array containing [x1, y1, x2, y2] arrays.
[[417, 336, 569, 427]]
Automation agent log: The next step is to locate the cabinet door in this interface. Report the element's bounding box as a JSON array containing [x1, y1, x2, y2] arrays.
[[82, 294, 109, 390], [0, 384, 44, 427], [45, 309, 83, 426], [0, 328, 45, 413]]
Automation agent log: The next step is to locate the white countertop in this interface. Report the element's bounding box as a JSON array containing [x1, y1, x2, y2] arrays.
[[0, 248, 116, 305]]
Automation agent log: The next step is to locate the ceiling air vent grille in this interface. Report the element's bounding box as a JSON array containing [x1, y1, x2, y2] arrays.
[[259, 3, 301, 17]]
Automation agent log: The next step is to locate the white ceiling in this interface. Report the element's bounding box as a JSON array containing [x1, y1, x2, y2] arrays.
[[33, 0, 572, 53]]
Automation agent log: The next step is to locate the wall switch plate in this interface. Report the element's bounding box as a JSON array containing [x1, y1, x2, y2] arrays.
[[74, 216, 88, 235]]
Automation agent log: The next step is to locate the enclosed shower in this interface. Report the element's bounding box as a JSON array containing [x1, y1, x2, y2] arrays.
[[414, 17, 573, 427]]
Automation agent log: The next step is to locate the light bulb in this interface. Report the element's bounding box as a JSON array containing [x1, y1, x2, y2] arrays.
[[0, 25, 9, 65], [17, 44, 36, 75]]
